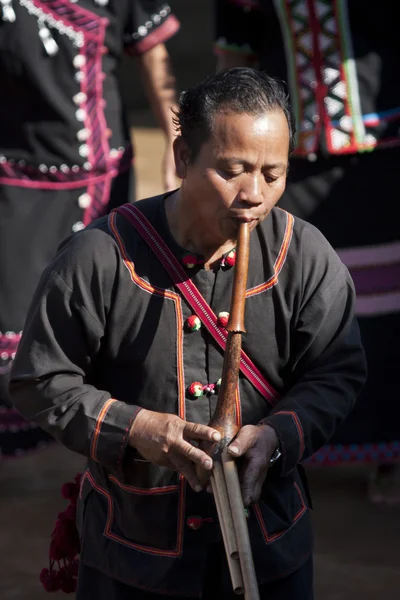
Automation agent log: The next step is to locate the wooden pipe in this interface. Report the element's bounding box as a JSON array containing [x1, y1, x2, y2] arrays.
[[207, 223, 260, 599]]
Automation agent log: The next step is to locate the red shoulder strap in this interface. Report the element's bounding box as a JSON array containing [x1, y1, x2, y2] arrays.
[[114, 203, 280, 406]]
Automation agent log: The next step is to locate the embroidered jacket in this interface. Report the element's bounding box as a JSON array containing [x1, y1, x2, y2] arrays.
[[0, 0, 179, 221], [10, 194, 366, 596], [215, 0, 400, 158]]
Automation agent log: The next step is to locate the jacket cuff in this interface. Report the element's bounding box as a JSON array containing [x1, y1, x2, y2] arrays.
[[89, 399, 142, 471], [262, 411, 305, 476]]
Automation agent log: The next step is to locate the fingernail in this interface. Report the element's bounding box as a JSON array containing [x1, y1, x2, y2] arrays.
[[212, 431, 221, 441], [204, 459, 212, 470], [229, 446, 239, 455], [195, 485, 202, 493]]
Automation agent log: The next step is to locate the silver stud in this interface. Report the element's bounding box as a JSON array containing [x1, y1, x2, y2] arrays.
[[77, 128, 90, 142], [73, 92, 87, 105], [72, 221, 85, 233], [73, 54, 86, 69], [75, 108, 86, 122], [78, 193, 92, 209]]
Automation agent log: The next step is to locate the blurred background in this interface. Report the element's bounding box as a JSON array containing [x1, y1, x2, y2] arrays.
[[1, 1, 399, 599]]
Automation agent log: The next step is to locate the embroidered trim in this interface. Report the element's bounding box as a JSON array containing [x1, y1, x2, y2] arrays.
[[0, 1, 130, 190], [306, 441, 400, 465], [109, 211, 186, 556], [90, 398, 117, 462], [126, 14, 180, 57], [273, 410, 305, 461], [114, 204, 280, 405], [246, 210, 294, 297], [81, 468, 186, 557], [254, 482, 306, 544], [108, 474, 179, 495], [0, 331, 22, 375]]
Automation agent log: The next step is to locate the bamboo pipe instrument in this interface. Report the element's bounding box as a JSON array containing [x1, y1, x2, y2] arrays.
[[206, 222, 260, 600]]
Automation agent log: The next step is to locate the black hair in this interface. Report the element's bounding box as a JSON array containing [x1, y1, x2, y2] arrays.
[[173, 67, 296, 162]]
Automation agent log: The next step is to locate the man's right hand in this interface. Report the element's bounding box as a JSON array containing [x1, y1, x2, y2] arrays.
[[128, 409, 221, 492]]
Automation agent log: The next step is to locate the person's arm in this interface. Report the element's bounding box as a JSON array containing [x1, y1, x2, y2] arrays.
[[9, 228, 141, 472], [227, 230, 367, 503], [214, 0, 266, 71], [9, 224, 220, 487], [124, 2, 180, 191], [135, 43, 178, 191]]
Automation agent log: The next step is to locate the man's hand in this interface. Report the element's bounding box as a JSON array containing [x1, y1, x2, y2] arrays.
[[128, 409, 221, 492], [227, 424, 279, 506]]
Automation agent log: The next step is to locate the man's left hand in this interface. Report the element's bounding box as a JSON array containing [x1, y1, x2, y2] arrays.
[[227, 424, 279, 506]]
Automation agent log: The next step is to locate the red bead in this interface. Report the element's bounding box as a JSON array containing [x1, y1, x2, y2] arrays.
[[187, 516, 203, 530], [225, 250, 236, 267], [187, 382, 203, 398], [182, 254, 198, 268], [217, 311, 229, 328], [186, 315, 201, 331]]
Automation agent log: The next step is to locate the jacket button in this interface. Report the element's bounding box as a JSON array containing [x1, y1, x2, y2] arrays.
[[185, 315, 201, 332], [186, 516, 203, 530], [217, 311, 229, 328]]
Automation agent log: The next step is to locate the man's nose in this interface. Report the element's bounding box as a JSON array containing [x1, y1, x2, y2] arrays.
[[238, 173, 263, 206]]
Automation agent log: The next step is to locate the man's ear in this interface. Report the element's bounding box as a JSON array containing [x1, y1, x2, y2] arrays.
[[173, 136, 189, 179]]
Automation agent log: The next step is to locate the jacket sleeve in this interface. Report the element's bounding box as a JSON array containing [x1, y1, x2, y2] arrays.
[[263, 261, 367, 477], [9, 227, 142, 472], [124, 1, 180, 56]]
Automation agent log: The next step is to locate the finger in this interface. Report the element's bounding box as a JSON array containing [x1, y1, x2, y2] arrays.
[[228, 425, 257, 457], [176, 439, 214, 470], [242, 459, 267, 506], [183, 421, 221, 443], [169, 453, 203, 492]]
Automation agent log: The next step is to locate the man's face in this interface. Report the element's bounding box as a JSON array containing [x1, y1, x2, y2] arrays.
[[176, 110, 290, 243]]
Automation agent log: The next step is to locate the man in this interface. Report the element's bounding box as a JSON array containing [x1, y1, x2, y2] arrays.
[[10, 68, 366, 599], [0, 0, 179, 458], [214, 0, 400, 503]]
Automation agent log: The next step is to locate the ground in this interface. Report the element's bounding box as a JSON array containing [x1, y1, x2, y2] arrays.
[[1, 127, 399, 600]]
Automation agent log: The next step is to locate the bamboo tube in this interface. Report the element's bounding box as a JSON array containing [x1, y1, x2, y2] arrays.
[[222, 452, 260, 600], [211, 470, 244, 594]]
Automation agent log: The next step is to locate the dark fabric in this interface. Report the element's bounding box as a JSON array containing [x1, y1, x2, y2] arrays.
[[76, 555, 314, 599], [279, 148, 400, 448], [0, 166, 133, 456], [10, 193, 365, 594]]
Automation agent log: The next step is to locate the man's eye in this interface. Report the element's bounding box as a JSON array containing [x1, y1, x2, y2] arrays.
[[264, 174, 278, 183], [222, 170, 241, 179]]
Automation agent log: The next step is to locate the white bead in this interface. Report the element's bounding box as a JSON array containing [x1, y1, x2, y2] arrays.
[[75, 71, 84, 83], [75, 108, 86, 121], [78, 193, 92, 209], [39, 164, 48, 173], [109, 148, 119, 158], [72, 221, 85, 233], [153, 14, 161, 24], [137, 25, 147, 36], [72, 165, 80, 173], [79, 144, 89, 157], [0, 155, 6, 164], [1, 353, 8, 360], [77, 128, 90, 142], [49, 166, 57, 173], [60, 164, 70, 173], [95, 0, 109, 5], [73, 92, 87, 105], [73, 54, 86, 69], [83, 162, 92, 171]]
